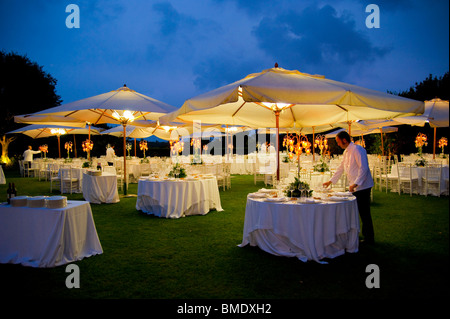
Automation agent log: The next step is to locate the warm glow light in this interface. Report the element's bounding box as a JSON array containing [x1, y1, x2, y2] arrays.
[[50, 128, 66, 135], [112, 110, 135, 123], [162, 125, 177, 132], [262, 102, 291, 111]]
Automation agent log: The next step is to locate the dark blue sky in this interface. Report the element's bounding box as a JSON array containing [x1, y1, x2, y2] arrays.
[[1, 0, 448, 109]]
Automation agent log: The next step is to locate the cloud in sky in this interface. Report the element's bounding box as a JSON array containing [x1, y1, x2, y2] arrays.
[[0, 0, 448, 108], [252, 4, 389, 79]]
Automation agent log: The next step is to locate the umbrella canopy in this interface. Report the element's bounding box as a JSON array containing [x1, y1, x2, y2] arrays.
[[14, 85, 177, 195], [393, 98, 448, 158], [7, 124, 102, 139], [393, 98, 449, 128], [15, 85, 177, 125], [326, 126, 398, 138], [7, 124, 103, 158], [161, 66, 424, 179], [161, 66, 424, 128], [14, 115, 87, 128]]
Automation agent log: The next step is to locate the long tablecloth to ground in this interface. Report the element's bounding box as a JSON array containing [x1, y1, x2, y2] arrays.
[[239, 196, 360, 263], [0, 200, 103, 268]]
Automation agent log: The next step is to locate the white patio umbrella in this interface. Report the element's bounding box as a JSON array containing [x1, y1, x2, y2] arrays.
[[7, 124, 102, 158], [393, 98, 449, 158], [160, 65, 424, 180], [14, 85, 177, 194]]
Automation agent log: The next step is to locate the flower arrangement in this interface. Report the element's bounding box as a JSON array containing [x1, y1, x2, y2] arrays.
[[64, 141, 73, 159], [438, 137, 447, 158], [313, 160, 330, 173], [126, 143, 132, 158], [284, 176, 313, 198], [415, 157, 427, 167], [283, 133, 311, 162], [314, 135, 328, 157], [82, 139, 93, 152], [39, 144, 48, 158], [139, 140, 148, 158], [168, 163, 187, 178], [415, 133, 427, 157], [82, 161, 92, 168]]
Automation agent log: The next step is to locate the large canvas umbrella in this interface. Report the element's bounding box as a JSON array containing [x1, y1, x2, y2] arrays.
[[160, 65, 424, 180], [14, 85, 177, 194], [7, 124, 102, 158], [394, 98, 449, 158]]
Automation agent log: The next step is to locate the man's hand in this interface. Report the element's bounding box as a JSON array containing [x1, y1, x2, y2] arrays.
[[349, 184, 358, 192], [323, 181, 332, 188]]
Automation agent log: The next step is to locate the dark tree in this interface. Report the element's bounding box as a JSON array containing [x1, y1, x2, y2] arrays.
[[389, 71, 449, 155], [0, 51, 62, 165]]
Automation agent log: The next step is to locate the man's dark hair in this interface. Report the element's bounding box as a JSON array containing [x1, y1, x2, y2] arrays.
[[336, 131, 351, 143]]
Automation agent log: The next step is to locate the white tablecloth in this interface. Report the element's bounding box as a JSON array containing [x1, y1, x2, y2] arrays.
[[0, 200, 103, 268], [82, 172, 120, 204], [0, 165, 5, 184], [239, 197, 360, 263], [136, 177, 223, 218]]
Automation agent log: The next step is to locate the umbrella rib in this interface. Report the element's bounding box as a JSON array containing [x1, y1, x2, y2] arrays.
[[232, 101, 246, 118]]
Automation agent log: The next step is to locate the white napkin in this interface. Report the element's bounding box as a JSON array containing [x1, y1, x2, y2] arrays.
[[265, 197, 286, 202], [248, 192, 267, 198], [335, 191, 353, 196]]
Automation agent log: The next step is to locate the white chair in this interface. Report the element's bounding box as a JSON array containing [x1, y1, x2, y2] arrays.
[[114, 161, 124, 191], [59, 165, 79, 194], [382, 162, 398, 193], [139, 163, 152, 177], [423, 163, 442, 197], [38, 161, 48, 181], [216, 163, 230, 191], [49, 164, 61, 192], [22, 161, 38, 177], [397, 163, 418, 196], [253, 159, 265, 185]]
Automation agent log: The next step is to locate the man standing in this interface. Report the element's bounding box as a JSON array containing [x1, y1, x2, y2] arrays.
[[23, 145, 41, 166], [323, 131, 375, 244], [106, 144, 115, 166]]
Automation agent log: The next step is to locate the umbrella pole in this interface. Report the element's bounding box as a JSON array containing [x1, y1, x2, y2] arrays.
[[57, 135, 61, 158], [312, 127, 315, 162], [433, 127, 436, 159], [380, 131, 384, 156], [73, 135, 77, 158], [276, 111, 280, 181], [134, 138, 137, 157], [123, 124, 128, 195]]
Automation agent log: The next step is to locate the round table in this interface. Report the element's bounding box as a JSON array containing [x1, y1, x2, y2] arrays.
[[239, 195, 360, 263], [136, 176, 223, 218]]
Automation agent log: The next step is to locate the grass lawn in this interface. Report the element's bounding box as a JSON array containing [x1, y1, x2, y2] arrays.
[[0, 170, 448, 303]]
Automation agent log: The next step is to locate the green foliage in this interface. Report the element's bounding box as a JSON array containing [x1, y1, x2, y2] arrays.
[[284, 176, 313, 198], [313, 159, 329, 172], [167, 163, 187, 178]]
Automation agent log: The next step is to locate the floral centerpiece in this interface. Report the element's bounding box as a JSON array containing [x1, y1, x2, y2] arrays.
[[438, 137, 447, 158], [139, 140, 148, 158], [313, 160, 329, 172], [284, 175, 313, 198], [82, 139, 93, 161], [82, 161, 92, 168], [126, 142, 132, 158], [64, 141, 73, 159], [414, 133, 428, 166], [313, 135, 329, 172], [415, 133, 427, 157], [39, 144, 48, 158], [168, 163, 187, 178]]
